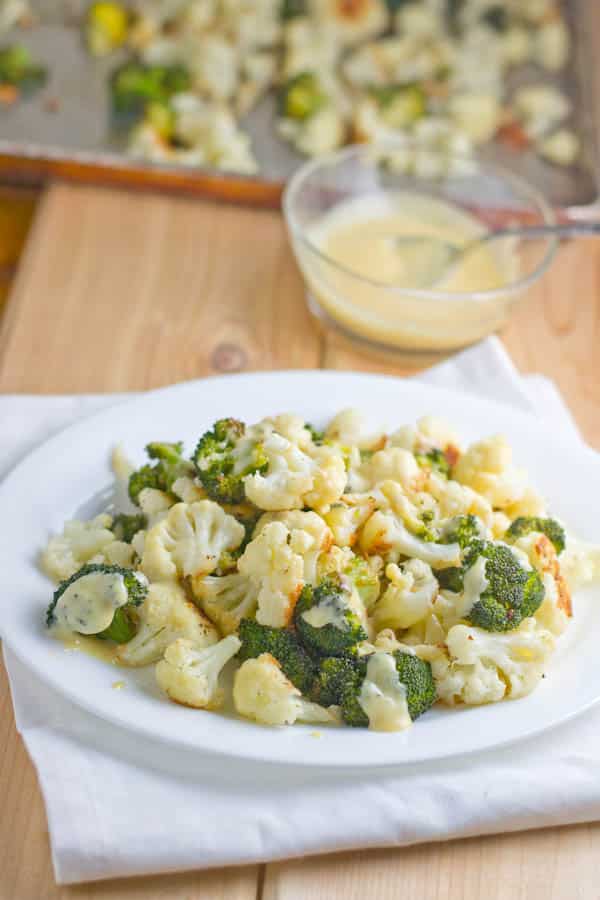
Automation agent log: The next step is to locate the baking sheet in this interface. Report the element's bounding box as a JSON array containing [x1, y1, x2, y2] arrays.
[[0, 0, 598, 209]]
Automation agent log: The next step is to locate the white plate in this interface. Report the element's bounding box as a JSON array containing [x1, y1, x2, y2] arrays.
[[1, 371, 599, 768]]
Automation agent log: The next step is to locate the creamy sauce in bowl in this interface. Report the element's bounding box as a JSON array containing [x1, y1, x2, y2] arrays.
[[298, 192, 520, 353]]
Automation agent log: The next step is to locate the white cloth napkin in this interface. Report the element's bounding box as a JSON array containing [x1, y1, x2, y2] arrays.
[[1, 336, 595, 886]]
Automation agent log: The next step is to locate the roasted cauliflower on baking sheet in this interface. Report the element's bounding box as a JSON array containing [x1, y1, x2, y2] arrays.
[[42, 408, 599, 734], [13, 0, 569, 173]]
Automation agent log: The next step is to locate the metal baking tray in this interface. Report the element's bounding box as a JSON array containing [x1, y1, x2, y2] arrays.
[[0, 0, 599, 210]]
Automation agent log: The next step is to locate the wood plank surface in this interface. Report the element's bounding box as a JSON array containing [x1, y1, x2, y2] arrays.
[[1, 182, 599, 900]]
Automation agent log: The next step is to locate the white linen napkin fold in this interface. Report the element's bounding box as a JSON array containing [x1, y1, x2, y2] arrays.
[[1, 336, 595, 885]]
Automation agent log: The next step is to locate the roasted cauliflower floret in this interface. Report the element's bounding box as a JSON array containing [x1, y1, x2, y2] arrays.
[[324, 494, 377, 548], [433, 619, 555, 704], [190, 572, 259, 635], [360, 482, 460, 569], [254, 509, 332, 584], [41, 514, 133, 583], [365, 448, 422, 492], [117, 581, 219, 666], [560, 537, 600, 591], [373, 560, 438, 631], [325, 408, 384, 451], [155, 634, 241, 709], [309, 0, 388, 48], [452, 435, 530, 510], [238, 521, 305, 627], [141, 500, 245, 581], [137, 487, 175, 528], [233, 654, 336, 726], [244, 430, 346, 512], [390, 416, 461, 458], [243, 430, 314, 510]]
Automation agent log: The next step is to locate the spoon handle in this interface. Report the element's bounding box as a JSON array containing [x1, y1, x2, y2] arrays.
[[488, 221, 600, 241]]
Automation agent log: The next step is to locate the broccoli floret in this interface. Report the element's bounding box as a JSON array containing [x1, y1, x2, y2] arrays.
[[306, 423, 325, 444], [369, 83, 426, 128], [442, 514, 483, 549], [481, 5, 508, 31], [193, 418, 267, 505], [343, 554, 381, 609], [0, 45, 47, 92], [128, 441, 191, 505], [415, 447, 451, 478], [46, 563, 148, 643], [311, 655, 364, 707], [279, 72, 326, 120], [341, 651, 436, 728], [465, 541, 545, 632], [281, 0, 306, 19], [146, 441, 184, 464], [436, 566, 464, 592], [237, 618, 316, 695], [505, 516, 566, 555], [110, 60, 190, 119], [294, 575, 367, 657], [112, 512, 147, 543]]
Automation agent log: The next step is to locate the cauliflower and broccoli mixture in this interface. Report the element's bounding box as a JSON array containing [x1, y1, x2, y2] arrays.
[[0, 0, 580, 170], [42, 409, 599, 734], [86, 0, 577, 172]]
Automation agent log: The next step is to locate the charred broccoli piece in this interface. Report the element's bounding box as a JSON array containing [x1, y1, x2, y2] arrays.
[[281, 0, 306, 19], [311, 655, 364, 707], [465, 541, 545, 632], [341, 651, 436, 728], [415, 447, 451, 478], [442, 514, 483, 549], [0, 45, 47, 93], [192, 418, 267, 505], [46, 563, 148, 643], [128, 440, 191, 505], [306, 423, 325, 444], [505, 516, 566, 555], [237, 618, 316, 695], [279, 72, 326, 120], [110, 59, 190, 119], [481, 4, 509, 31], [294, 575, 367, 657], [112, 513, 147, 543], [369, 83, 426, 128]]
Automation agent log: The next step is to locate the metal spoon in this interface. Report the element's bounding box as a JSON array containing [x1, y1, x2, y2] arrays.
[[388, 221, 600, 288]]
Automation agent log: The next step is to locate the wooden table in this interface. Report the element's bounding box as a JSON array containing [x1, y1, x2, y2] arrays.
[[1, 183, 599, 900]]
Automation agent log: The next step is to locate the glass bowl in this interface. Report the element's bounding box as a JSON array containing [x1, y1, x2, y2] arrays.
[[282, 141, 558, 361]]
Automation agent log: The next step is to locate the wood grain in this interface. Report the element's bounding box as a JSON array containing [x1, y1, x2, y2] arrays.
[[0, 184, 320, 393], [0, 182, 599, 899]]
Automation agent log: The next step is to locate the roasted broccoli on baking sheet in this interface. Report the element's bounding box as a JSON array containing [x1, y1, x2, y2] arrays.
[[0, 44, 46, 94], [279, 72, 326, 121], [111, 60, 190, 119]]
